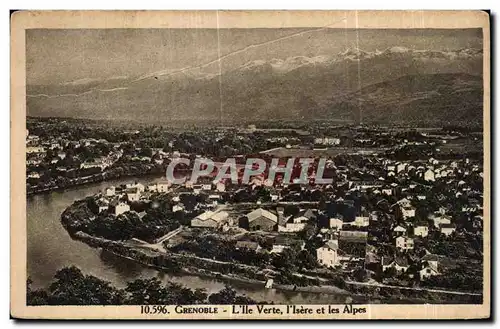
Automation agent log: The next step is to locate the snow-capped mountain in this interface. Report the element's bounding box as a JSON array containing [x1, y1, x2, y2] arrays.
[[27, 47, 483, 124]]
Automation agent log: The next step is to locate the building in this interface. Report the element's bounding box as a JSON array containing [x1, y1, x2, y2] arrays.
[[191, 210, 229, 229], [395, 236, 414, 251], [126, 182, 145, 193], [393, 225, 407, 235], [329, 217, 343, 230], [401, 205, 416, 219], [424, 169, 435, 181], [421, 254, 440, 270], [440, 223, 456, 236], [353, 216, 369, 227], [314, 137, 340, 146], [414, 224, 429, 237], [105, 186, 115, 196], [420, 263, 440, 280], [316, 240, 339, 268], [382, 256, 409, 273], [126, 188, 141, 202], [172, 204, 185, 212], [96, 199, 109, 213], [279, 209, 314, 232], [113, 202, 130, 216], [247, 208, 278, 231], [433, 215, 452, 228]]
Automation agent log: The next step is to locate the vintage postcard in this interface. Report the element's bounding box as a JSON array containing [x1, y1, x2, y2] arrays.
[[11, 10, 490, 319]]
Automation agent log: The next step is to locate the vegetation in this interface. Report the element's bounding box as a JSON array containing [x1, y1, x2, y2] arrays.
[[27, 266, 258, 305]]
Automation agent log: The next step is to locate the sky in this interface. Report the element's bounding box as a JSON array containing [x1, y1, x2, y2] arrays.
[[26, 28, 483, 86]]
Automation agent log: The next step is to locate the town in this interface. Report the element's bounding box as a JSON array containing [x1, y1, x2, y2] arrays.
[[28, 116, 483, 300]]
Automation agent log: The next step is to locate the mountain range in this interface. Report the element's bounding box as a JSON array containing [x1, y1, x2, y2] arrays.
[[27, 47, 483, 124]]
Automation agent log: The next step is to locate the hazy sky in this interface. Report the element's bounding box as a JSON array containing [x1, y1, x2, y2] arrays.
[[26, 28, 482, 85]]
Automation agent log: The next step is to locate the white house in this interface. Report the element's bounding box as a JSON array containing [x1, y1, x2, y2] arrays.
[[393, 225, 407, 235], [316, 240, 339, 268], [352, 216, 369, 227], [191, 210, 229, 229], [420, 264, 439, 280], [414, 224, 429, 237], [382, 256, 409, 273], [424, 169, 435, 182], [396, 236, 414, 250], [433, 215, 452, 228], [126, 188, 141, 202], [398, 198, 412, 208], [329, 218, 343, 230], [381, 188, 393, 196], [396, 163, 407, 173], [401, 205, 416, 219], [105, 186, 116, 196], [172, 204, 185, 212], [114, 202, 130, 216]]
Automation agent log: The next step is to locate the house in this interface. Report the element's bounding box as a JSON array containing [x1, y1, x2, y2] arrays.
[[433, 215, 452, 228], [424, 169, 435, 182], [316, 240, 339, 268], [353, 216, 369, 227], [381, 188, 393, 196], [235, 241, 261, 252], [421, 254, 440, 269], [401, 205, 416, 219], [420, 263, 440, 280], [215, 182, 226, 192], [278, 219, 307, 233], [396, 236, 414, 250], [382, 256, 409, 273], [397, 198, 412, 208], [393, 225, 407, 235], [329, 217, 343, 230], [314, 137, 340, 146], [191, 210, 229, 229], [396, 163, 407, 173], [125, 182, 145, 193], [247, 208, 278, 231], [96, 199, 109, 213], [440, 223, 456, 236], [126, 188, 141, 202], [112, 202, 130, 216], [105, 186, 115, 196], [156, 181, 170, 193], [414, 223, 429, 237], [172, 204, 185, 212]]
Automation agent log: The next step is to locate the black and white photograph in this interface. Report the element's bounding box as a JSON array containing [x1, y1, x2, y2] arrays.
[[11, 10, 490, 320]]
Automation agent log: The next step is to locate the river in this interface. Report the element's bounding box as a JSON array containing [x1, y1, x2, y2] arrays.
[[27, 176, 350, 304]]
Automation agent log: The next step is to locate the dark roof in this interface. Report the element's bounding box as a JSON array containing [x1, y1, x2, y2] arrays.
[[381, 256, 394, 266], [322, 240, 338, 250], [298, 209, 316, 219], [441, 223, 456, 229], [394, 256, 409, 267]]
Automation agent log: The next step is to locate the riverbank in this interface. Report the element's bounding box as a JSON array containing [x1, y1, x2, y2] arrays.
[[72, 231, 364, 302], [69, 230, 481, 304], [27, 164, 164, 196]]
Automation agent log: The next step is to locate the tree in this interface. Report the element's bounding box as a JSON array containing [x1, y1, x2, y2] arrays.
[[208, 285, 237, 304], [48, 266, 124, 305]]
